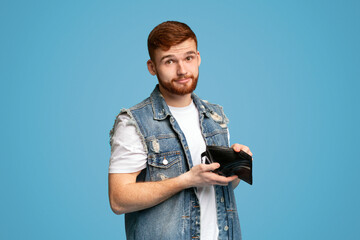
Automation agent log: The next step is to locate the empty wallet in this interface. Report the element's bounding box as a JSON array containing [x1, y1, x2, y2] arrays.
[[201, 145, 253, 185]]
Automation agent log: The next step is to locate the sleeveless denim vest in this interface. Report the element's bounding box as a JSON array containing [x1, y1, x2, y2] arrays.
[[113, 85, 241, 240]]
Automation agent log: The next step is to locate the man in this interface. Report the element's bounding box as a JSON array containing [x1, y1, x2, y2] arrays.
[[109, 21, 252, 240]]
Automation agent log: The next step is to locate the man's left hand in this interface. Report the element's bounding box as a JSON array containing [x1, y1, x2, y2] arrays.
[[231, 143, 253, 189], [231, 143, 253, 157]]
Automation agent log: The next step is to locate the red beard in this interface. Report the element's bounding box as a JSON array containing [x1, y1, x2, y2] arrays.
[[158, 73, 199, 95]]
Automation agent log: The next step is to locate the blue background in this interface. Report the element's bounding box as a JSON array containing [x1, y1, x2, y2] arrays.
[[1, 0, 359, 239]]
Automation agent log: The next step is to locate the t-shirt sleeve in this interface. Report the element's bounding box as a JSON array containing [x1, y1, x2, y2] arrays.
[[109, 114, 147, 173]]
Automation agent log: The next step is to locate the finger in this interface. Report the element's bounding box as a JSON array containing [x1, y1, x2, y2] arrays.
[[215, 179, 237, 186], [227, 175, 239, 181], [232, 144, 253, 156], [231, 143, 241, 152], [198, 163, 220, 172], [232, 143, 248, 153], [246, 150, 253, 157], [212, 174, 238, 185], [240, 146, 252, 156]]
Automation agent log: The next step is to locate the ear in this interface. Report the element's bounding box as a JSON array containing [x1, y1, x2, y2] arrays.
[[197, 51, 201, 67], [147, 59, 156, 76]]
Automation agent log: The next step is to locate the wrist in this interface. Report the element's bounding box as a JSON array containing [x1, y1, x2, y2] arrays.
[[177, 171, 192, 189]]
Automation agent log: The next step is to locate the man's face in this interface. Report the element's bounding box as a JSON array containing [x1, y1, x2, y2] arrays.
[[147, 39, 201, 96]]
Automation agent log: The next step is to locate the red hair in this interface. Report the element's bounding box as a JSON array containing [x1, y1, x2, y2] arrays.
[[147, 21, 198, 60]]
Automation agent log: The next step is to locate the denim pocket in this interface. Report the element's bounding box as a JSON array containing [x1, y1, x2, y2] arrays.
[[147, 151, 182, 181]]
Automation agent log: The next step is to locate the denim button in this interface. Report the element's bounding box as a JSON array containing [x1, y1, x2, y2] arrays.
[[163, 159, 168, 165], [220, 197, 224, 202], [224, 226, 229, 231]]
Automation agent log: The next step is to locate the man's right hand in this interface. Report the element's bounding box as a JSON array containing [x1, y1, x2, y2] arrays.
[[181, 163, 238, 188], [109, 163, 237, 215]]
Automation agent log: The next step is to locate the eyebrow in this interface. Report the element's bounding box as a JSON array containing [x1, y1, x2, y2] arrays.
[[160, 51, 197, 62]]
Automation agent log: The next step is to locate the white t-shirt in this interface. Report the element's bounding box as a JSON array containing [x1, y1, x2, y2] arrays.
[[109, 101, 219, 239], [109, 115, 147, 173]]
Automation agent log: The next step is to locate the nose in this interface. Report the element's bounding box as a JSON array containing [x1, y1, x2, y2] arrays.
[[176, 61, 187, 76]]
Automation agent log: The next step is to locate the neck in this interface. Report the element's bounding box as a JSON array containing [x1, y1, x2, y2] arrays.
[[159, 86, 192, 107]]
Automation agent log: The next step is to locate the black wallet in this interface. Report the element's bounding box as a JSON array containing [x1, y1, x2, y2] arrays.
[[201, 145, 253, 185]]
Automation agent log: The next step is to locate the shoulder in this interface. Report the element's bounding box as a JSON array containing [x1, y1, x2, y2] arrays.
[[128, 97, 152, 111], [110, 97, 152, 137], [202, 99, 226, 113], [205, 100, 229, 125], [109, 97, 152, 148], [193, 95, 229, 124], [109, 112, 133, 146]]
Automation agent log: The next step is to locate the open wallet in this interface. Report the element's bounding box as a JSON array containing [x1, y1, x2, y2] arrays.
[[201, 145, 253, 185]]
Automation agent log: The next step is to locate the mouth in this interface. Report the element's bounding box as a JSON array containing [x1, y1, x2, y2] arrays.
[[174, 77, 192, 84]]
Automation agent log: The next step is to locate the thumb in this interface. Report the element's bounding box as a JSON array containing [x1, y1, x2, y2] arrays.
[[204, 162, 220, 171]]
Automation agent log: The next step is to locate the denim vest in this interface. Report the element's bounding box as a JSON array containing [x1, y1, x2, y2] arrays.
[[116, 85, 241, 240]]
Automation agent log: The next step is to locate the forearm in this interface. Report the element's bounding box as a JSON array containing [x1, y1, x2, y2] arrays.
[[109, 163, 237, 215], [109, 173, 191, 215]]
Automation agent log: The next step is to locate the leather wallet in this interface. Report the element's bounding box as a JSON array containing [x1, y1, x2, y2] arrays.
[[201, 145, 253, 185]]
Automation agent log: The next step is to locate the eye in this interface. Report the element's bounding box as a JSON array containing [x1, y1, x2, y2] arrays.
[[186, 56, 193, 61], [165, 59, 174, 64]]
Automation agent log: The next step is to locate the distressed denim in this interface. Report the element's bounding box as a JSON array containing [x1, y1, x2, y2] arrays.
[[111, 85, 241, 240]]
